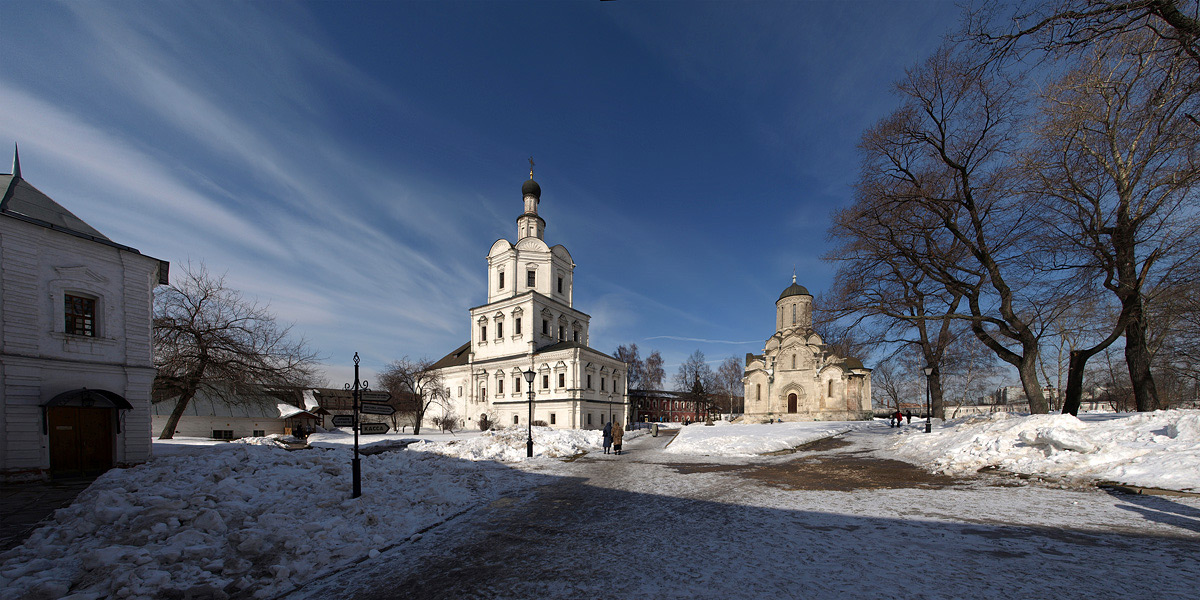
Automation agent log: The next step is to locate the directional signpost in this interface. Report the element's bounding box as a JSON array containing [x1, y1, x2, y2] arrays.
[[360, 422, 389, 435], [331, 414, 355, 428]]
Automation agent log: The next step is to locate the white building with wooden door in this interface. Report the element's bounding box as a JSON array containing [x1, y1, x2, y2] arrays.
[[1, 148, 167, 480]]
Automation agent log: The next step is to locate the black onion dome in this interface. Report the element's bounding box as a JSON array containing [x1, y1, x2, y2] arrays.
[[778, 281, 811, 300], [522, 178, 541, 198]]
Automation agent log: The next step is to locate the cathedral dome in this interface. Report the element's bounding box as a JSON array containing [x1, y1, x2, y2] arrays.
[[778, 281, 810, 301], [522, 178, 541, 198]]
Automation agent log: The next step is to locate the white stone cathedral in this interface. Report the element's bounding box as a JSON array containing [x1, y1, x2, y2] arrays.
[[430, 166, 628, 430], [742, 276, 872, 421]]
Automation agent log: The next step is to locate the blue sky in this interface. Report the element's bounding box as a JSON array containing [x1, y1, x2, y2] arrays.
[[1, 0, 961, 386]]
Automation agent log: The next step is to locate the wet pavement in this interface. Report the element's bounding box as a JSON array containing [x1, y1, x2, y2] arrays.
[[0, 476, 96, 552]]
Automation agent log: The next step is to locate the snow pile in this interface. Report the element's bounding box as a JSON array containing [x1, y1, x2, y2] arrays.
[[409, 426, 645, 461], [889, 410, 1200, 491], [0, 444, 528, 600], [665, 420, 871, 456], [230, 433, 304, 448]]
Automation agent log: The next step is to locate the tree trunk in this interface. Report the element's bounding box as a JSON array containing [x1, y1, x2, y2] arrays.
[[159, 386, 198, 439], [1061, 349, 1091, 416], [930, 371, 946, 420], [1125, 315, 1161, 411], [1017, 352, 1049, 414]]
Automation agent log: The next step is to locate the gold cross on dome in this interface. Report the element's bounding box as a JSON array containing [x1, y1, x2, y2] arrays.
[[529, 156, 535, 179]]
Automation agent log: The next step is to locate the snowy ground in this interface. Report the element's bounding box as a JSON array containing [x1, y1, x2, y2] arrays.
[[3, 414, 1199, 599], [665, 419, 873, 456], [888, 410, 1200, 492]]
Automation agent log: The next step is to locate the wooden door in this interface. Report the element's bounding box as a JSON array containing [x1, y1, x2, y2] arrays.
[[48, 407, 113, 476], [787, 393, 798, 413]]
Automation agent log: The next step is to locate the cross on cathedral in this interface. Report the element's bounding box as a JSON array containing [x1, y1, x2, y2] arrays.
[[528, 156, 535, 179]]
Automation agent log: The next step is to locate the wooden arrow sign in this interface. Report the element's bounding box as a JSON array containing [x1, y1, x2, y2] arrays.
[[360, 402, 395, 416], [359, 391, 392, 403], [360, 422, 389, 435], [331, 414, 355, 427]]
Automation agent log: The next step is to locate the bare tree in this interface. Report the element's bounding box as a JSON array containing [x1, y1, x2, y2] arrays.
[[715, 356, 744, 415], [614, 344, 645, 390], [153, 263, 321, 439], [643, 350, 666, 390], [823, 218, 969, 419], [1026, 32, 1200, 412], [844, 45, 1053, 412], [967, 1, 1200, 71], [673, 350, 716, 393], [870, 356, 914, 413], [377, 357, 447, 435]]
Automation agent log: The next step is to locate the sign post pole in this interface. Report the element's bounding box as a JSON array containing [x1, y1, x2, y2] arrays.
[[345, 353, 366, 499]]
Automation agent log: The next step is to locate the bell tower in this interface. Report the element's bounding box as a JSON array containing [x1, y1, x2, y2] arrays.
[[516, 157, 544, 240]]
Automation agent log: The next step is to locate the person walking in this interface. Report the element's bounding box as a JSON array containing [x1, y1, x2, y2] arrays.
[[893, 410, 904, 428], [612, 420, 624, 455], [602, 421, 613, 454], [906, 410, 913, 425]]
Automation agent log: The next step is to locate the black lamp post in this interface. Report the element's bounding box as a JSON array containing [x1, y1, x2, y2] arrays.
[[523, 368, 536, 457], [923, 366, 934, 433]]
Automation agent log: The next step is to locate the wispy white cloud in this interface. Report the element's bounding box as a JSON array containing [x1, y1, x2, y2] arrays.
[[644, 336, 759, 345]]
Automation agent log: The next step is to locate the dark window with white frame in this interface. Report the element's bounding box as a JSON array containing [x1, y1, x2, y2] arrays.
[[527, 270, 536, 287], [557, 277, 563, 293], [64, 294, 96, 337], [515, 318, 522, 335], [542, 374, 549, 389], [497, 322, 503, 338], [550, 413, 556, 425], [558, 373, 565, 387]]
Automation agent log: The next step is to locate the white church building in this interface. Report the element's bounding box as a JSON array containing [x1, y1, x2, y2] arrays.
[[742, 276, 872, 422], [430, 167, 628, 430]]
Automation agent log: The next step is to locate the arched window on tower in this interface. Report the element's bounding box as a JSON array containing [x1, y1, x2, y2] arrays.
[[828, 380, 834, 397], [791, 354, 796, 369], [756, 384, 761, 400], [792, 304, 797, 325]]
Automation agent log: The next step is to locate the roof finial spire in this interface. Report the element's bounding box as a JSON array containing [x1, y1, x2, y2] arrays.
[[11, 143, 20, 179], [528, 156, 535, 180], [792, 267, 796, 284]]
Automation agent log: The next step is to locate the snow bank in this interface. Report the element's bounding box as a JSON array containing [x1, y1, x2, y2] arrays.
[[665, 420, 871, 456], [889, 410, 1200, 492], [408, 426, 644, 461], [0, 444, 530, 600], [229, 433, 304, 448]]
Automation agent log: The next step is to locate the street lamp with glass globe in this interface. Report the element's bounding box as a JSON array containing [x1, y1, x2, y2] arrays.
[[523, 369, 536, 457], [923, 366, 934, 433]]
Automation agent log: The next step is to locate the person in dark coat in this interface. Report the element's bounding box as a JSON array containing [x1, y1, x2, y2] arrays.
[[906, 410, 913, 425], [611, 421, 625, 455], [602, 422, 613, 454], [893, 410, 904, 428]]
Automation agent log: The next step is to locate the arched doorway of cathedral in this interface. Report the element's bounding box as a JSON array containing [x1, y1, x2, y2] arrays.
[[787, 393, 797, 413]]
